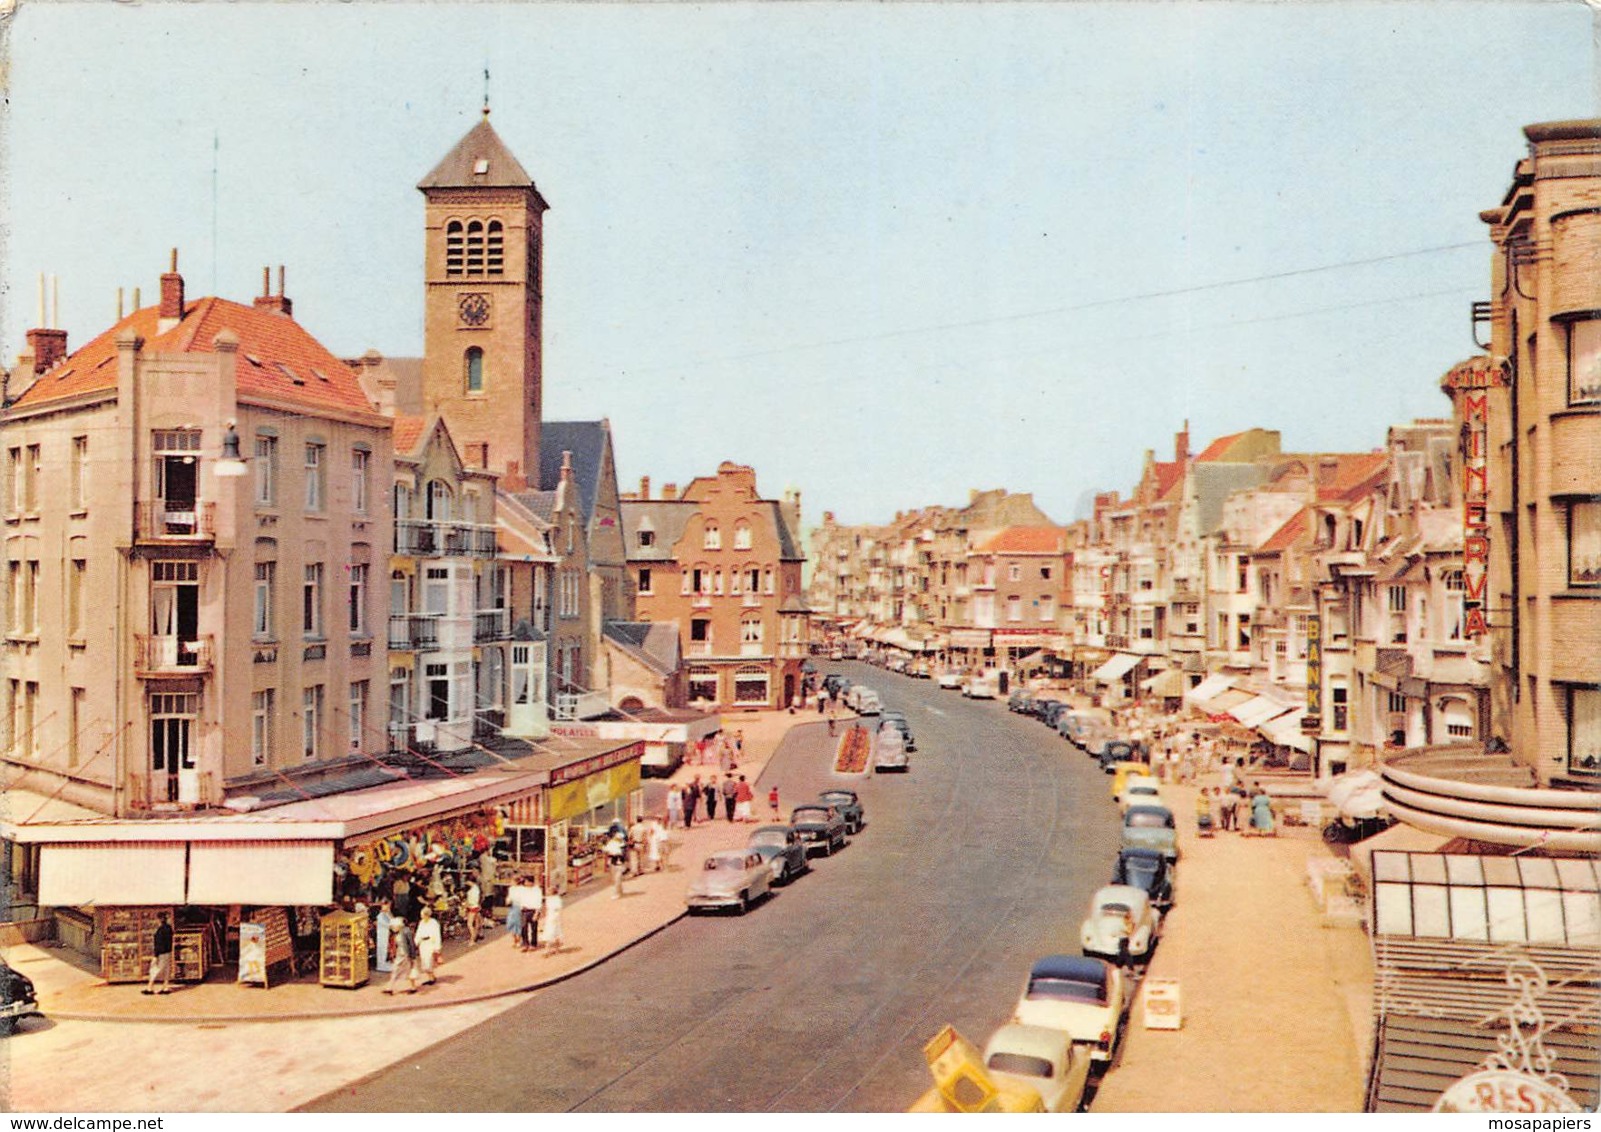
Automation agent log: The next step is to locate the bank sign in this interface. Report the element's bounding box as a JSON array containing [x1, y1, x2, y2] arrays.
[[1444, 357, 1509, 639]]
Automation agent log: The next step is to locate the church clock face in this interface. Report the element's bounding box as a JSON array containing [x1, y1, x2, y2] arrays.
[[458, 292, 491, 327]]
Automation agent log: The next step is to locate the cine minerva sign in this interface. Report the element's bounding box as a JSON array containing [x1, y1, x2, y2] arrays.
[[1442, 356, 1509, 639]]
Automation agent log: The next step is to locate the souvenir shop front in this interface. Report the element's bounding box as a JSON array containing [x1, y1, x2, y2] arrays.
[[23, 739, 642, 990]]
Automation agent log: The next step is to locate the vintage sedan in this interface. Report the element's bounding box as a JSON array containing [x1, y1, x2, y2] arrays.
[[790, 803, 848, 856], [0, 956, 40, 1035], [982, 1023, 1093, 1113], [1122, 804, 1179, 862], [1080, 884, 1161, 965], [879, 713, 917, 751], [686, 849, 772, 914], [874, 727, 911, 773], [1115, 774, 1163, 813], [1110, 846, 1174, 909], [747, 825, 811, 885], [936, 670, 964, 689], [819, 788, 865, 834], [1011, 954, 1128, 1069]]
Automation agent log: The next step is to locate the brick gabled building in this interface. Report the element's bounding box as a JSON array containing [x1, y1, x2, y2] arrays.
[[622, 462, 808, 710]]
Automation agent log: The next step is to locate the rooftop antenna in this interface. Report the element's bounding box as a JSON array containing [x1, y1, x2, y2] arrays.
[[211, 131, 220, 294]]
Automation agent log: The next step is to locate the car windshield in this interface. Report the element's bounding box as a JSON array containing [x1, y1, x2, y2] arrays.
[[1026, 976, 1105, 1005], [1098, 903, 1133, 917], [1124, 861, 1159, 882], [1130, 785, 1158, 796], [987, 1053, 1054, 1079], [705, 857, 742, 872], [821, 795, 854, 806], [1127, 811, 1173, 829], [749, 831, 786, 847]]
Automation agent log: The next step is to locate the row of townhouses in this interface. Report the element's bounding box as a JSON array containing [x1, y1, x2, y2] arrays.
[[0, 115, 808, 943]]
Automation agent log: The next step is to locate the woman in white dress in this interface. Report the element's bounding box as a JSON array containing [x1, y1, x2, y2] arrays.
[[542, 890, 564, 956]]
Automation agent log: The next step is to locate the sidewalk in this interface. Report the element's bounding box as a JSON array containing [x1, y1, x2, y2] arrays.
[[5, 708, 825, 1025], [1090, 777, 1373, 1111]]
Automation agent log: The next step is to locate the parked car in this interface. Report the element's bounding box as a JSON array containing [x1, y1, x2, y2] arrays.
[[1114, 773, 1162, 813], [0, 956, 40, 1035], [887, 655, 909, 674], [1007, 689, 1036, 713], [879, 711, 916, 750], [1122, 804, 1179, 862], [910, 660, 932, 679], [981, 1023, 1093, 1113], [828, 648, 844, 661], [1110, 846, 1174, 909], [1055, 712, 1093, 745], [936, 670, 964, 689], [1038, 700, 1073, 728], [1082, 730, 1117, 761], [1098, 739, 1140, 773], [1011, 954, 1128, 1069], [747, 825, 812, 885], [686, 849, 772, 914], [962, 671, 1000, 699], [874, 728, 911, 772], [855, 689, 883, 716], [790, 803, 848, 855], [819, 788, 865, 834], [1080, 884, 1161, 965]]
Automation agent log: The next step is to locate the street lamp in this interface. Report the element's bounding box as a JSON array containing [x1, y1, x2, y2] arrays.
[[214, 420, 248, 477]]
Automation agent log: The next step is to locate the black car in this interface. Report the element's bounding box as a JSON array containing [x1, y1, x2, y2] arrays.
[[748, 825, 812, 885], [822, 674, 846, 697], [1007, 689, 1035, 713], [878, 714, 917, 751], [1099, 739, 1140, 773], [0, 956, 40, 1035], [790, 804, 848, 855], [1111, 846, 1174, 909], [1039, 701, 1073, 728], [818, 789, 865, 834]]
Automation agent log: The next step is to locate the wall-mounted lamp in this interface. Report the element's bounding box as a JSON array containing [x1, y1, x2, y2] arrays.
[[214, 420, 249, 478]]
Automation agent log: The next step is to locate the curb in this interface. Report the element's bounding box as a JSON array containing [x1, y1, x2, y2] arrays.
[[42, 910, 692, 1026]]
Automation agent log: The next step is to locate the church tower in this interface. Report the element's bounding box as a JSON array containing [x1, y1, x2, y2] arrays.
[[418, 111, 549, 486]]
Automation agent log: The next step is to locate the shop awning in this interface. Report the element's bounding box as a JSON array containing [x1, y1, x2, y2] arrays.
[[1197, 687, 1254, 716], [186, 841, 334, 905], [1231, 695, 1297, 728], [39, 842, 188, 906], [1184, 673, 1233, 705], [1259, 709, 1311, 753], [1092, 652, 1140, 683], [1140, 669, 1186, 698]]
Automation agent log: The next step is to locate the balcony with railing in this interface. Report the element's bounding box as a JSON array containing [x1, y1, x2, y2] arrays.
[[474, 608, 510, 642], [134, 500, 217, 543], [394, 520, 499, 558], [127, 770, 218, 811], [388, 613, 440, 651], [133, 634, 214, 677]]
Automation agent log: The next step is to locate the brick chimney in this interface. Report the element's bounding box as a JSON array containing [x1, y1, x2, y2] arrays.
[[26, 328, 67, 374], [661, 483, 677, 501], [253, 265, 293, 317], [159, 248, 185, 332], [502, 459, 526, 491], [1175, 419, 1190, 464], [639, 475, 651, 499]]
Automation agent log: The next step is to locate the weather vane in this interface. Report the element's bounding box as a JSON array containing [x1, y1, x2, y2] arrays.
[[483, 66, 491, 117]]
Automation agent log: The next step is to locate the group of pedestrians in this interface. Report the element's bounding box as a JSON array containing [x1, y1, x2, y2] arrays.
[[380, 905, 445, 995], [667, 774, 760, 827]]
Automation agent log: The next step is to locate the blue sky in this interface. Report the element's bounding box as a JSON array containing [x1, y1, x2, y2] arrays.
[[3, 2, 1593, 525]]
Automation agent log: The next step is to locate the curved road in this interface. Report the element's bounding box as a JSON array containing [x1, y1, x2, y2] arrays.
[[306, 664, 1124, 1112]]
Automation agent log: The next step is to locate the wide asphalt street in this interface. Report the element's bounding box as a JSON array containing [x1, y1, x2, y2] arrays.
[[306, 663, 1126, 1113]]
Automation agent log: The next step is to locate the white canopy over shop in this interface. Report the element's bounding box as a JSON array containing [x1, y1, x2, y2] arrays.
[[1184, 673, 1234, 706], [1231, 695, 1297, 729], [1259, 709, 1312, 753], [1091, 653, 1140, 683]]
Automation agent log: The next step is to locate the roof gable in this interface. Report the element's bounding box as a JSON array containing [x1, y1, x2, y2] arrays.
[[418, 115, 541, 194], [13, 297, 381, 418]]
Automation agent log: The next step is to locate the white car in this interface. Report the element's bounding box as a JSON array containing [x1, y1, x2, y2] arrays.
[[1012, 954, 1128, 1068], [982, 1023, 1093, 1113], [1080, 884, 1161, 965], [874, 727, 910, 773], [936, 670, 964, 689], [1115, 774, 1163, 814], [685, 849, 772, 914]]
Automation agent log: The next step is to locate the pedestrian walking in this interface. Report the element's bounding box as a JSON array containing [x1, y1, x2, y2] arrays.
[[541, 890, 564, 956], [817, 690, 826, 713], [414, 906, 443, 985], [628, 817, 649, 875], [702, 779, 718, 824], [384, 918, 419, 994], [478, 849, 498, 921], [721, 774, 738, 821], [1233, 790, 1252, 835], [520, 883, 543, 949], [733, 775, 755, 822], [768, 785, 780, 822], [648, 821, 668, 872], [1251, 789, 1276, 836], [684, 777, 701, 826], [1196, 788, 1217, 838], [373, 898, 395, 972], [143, 911, 174, 995], [666, 784, 684, 829], [606, 833, 628, 899], [463, 879, 483, 943], [391, 873, 413, 923], [505, 891, 524, 947]]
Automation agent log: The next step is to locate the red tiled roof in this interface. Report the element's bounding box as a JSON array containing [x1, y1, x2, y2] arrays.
[[975, 526, 1064, 554], [1258, 507, 1309, 554], [1153, 459, 1185, 501], [1316, 452, 1389, 502], [392, 415, 428, 455], [1194, 432, 1245, 462], [13, 297, 381, 418]]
